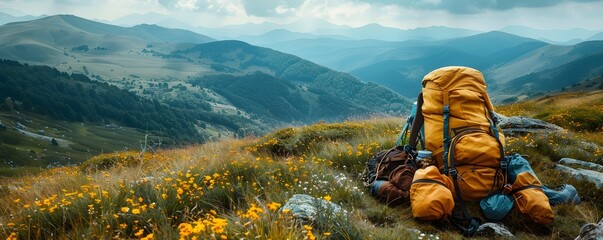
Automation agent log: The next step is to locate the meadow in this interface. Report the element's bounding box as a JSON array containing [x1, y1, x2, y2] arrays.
[[0, 91, 602, 239]]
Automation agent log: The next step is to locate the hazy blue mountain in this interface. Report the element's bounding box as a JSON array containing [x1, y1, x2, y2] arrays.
[[488, 41, 603, 84], [500, 25, 600, 44], [238, 29, 351, 45], [588, 32, 603, 41], [351, 46, 483, 97], [498, 51, 603, 96], [348, 31, 547, 98], [112, 12, 170, 26], [0, 11, 43, 26], [310, 23, 481, 42], [437, 31, 544, 56], [263, 38, 414, 71]]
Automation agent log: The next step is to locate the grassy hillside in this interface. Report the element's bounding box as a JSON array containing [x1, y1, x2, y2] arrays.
[[1, 89, 601, 239], [497, 90, 603, 145], [0, 112, 150, 175]]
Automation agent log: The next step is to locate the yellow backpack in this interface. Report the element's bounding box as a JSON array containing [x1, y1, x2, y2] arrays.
[[408, 66, 507, 235]]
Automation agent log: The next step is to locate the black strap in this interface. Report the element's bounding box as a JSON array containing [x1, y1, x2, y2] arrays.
[[508, 184, 542, 196], [408, 92, 424, 149], [446, 129, 485, 237], [411, 178, 447, 187]]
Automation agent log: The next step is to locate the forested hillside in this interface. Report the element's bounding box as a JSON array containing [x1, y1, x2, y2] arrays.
[[0, 59, 250, 143]]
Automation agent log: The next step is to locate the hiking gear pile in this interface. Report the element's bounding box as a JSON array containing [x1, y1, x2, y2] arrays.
[[363, 66, 581, 236]]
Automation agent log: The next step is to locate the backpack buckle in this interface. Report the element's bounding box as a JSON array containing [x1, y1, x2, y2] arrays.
[[500, 159, 508, 170], [449, 168, 458, 177]]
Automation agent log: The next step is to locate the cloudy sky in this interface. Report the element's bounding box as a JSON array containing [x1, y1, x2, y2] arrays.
[[1, 0, 603, 30]]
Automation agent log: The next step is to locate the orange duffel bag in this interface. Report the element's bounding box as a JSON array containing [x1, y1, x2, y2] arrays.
[[509, 172, 554, 224], [410, 166, 454, 221]]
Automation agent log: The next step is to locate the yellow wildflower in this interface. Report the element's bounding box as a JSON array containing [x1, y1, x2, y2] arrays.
[[178, 223, 193, 237], [141, 233, 154, 240], [267, 202, 281, 212], [134, 229, 144, 237], [121, 207, 130, 213], [6, 232, 18, 240]]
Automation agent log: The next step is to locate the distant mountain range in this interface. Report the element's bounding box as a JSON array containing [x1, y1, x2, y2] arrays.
[[2, 13, 603, 139], [259, 30, 603, 102], [498, 25, 602, 45], [0, 14, 411, 139]]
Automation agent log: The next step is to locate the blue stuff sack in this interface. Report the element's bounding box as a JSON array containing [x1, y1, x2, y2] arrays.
[[542, 184, 581, 205], [480, 193, 514, 222], [506, 153, 537, 182], [507, 154, 581, 206], [371, 180, 386, 196]]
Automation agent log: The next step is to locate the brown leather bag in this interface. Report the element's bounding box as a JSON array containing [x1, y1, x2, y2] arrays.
[[364, 146, 416, 205]]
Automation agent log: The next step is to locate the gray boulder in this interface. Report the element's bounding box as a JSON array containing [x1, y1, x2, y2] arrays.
[[555, 164, 603, 188], [496, 114, 565, 135], [575, 218, 603, 240], [475, 223, 516, 239], [560, 158, 603, 172], [280, 194, 346, 222]]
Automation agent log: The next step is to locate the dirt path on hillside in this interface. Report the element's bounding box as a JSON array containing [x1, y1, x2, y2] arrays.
[[16, 129, 73, 147]]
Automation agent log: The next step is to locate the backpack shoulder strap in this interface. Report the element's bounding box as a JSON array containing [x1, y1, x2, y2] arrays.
[[408, 92, 424, 149]]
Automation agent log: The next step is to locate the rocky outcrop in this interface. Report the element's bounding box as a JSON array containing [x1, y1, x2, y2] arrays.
[[575, 218, 603, 240], [496, 114, 565, 135], [560, 158, 603, 172], [555, 164, 603, 188], [280, 194, 346, 222]]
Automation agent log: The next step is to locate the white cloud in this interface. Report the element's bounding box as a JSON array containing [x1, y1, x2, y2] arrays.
[[275, 5, 296, 15], [175, 0, 199, 11]]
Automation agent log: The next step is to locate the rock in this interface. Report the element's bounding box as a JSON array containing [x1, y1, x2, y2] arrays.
[[280, 194, 346, 222], [559, 158, 603, 172], [575, 218, 603, 240], [495, 113, 565, 135], [555, 164, 603, 188], [16, 122, 27, 130], [0, 121, 6, 130], [475, 223, 516, 239]]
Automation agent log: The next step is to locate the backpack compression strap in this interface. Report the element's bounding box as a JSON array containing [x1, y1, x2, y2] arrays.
[[408, 92, 424, 149], [442, 90, 451, 174]]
